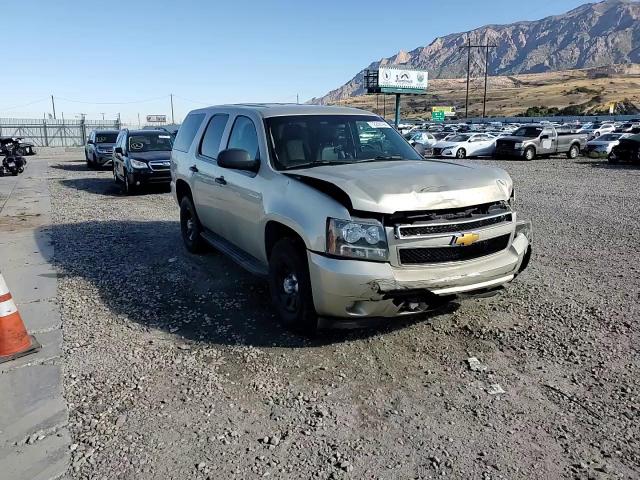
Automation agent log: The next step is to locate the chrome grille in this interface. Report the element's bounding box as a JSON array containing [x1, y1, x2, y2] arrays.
[[396, 213, 512, 238]]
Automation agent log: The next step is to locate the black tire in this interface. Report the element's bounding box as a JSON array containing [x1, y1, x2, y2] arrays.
[[567, 144, 579, 159], [524, 147, 535, 161], [180, 196, 207, 254], [113, 162, 121, 183], [92, 153, 99, 168], [122, 172, 135, 195], [268, 238, 317, 334], [608, 152, 619, 164], [456, 148, 466, 159]]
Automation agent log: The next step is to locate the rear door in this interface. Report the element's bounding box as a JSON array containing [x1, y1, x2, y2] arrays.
[[191, 114, 230, 235], [539, 127, 555, 154]]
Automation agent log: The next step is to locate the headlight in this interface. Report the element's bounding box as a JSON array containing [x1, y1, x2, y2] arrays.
[[442, 148, 452, 155], [327, 218, 388, 262], [129, 159, 148, 169], [514, 142, 522, 149]]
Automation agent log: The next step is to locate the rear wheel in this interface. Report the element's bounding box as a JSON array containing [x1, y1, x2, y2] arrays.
[[567, 144, 579, 159], [268, 238, 317, 334], [524, 147, 535, 161], [456, 148, 466, 159], [180, 196, 207, 254]]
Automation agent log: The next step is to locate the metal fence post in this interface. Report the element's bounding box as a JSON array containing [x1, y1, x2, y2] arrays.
[[43, 120, 49, 146], [80, 118, 86, 146]]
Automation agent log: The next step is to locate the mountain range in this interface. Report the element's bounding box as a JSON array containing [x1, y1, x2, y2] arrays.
[[311, 0, 640, 104]]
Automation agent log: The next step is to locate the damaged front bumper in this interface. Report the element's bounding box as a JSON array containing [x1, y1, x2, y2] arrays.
[[308, 221, 532, 322]]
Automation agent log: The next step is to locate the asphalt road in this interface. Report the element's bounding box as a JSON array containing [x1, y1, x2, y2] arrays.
[[44, 150, 639, 479]]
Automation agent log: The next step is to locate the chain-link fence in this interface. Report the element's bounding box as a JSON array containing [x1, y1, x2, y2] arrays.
[[0, 118, 121, 147]]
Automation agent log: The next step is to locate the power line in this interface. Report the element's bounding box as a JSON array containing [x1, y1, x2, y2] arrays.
[[55, 95, 169, 105], [0, 97, 50, 111]]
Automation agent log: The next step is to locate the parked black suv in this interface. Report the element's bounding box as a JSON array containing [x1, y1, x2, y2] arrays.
[[608, 134, 640, 165], [85, 130, 118, 168], [112, 129, 173, 194]]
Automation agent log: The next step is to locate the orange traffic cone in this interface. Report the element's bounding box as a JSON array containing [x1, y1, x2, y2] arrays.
[[0, 273, 41, 364]]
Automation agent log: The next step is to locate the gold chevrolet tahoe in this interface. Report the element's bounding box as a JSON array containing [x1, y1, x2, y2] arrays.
[[171, 104, 532, 332]]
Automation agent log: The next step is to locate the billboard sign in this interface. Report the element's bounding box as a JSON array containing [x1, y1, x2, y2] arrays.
[[146, 115, 167, 123], [432, 106, 456, 117], [432, 111, 445, 122], [378, 67, 428, 93]]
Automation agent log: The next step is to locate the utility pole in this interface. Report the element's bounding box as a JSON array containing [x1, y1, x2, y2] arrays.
[[137, 113, 141, 128], [482, 44, 496, 118], [460, 37, 497, 119], [51, 95, 56, 119], [170, 94, 175, 124], [296, 93, 299, 104], [464, 37, 471, 119], [99, 112, 105, 121]]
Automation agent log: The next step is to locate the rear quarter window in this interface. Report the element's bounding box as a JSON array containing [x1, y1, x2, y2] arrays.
[[173, 113, 206, 152]]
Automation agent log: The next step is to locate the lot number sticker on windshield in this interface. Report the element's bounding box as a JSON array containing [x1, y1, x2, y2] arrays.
[[159, 135, 171, 138], [368, 121, 391, 129]]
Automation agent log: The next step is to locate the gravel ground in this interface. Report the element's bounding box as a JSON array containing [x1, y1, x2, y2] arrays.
[[46, 151, 639, 479]]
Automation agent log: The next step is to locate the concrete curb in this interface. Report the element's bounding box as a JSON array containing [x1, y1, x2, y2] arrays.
[[0, 157, 70, 479]]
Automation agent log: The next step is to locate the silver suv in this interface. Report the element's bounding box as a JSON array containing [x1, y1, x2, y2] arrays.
[[171, 104, 531, 331]]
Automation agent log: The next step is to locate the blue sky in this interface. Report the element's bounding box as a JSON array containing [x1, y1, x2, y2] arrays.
[[0, 0, 589, 123]]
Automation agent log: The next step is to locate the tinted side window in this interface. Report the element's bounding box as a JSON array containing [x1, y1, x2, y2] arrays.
[[227, 116, 259, 159], [200, 114, 230, 159], [173, 113, 205, 152]]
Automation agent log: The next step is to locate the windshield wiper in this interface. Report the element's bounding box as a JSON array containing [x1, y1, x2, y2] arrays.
[[355, 155, 405, 162], [282, 160, 353, 170]]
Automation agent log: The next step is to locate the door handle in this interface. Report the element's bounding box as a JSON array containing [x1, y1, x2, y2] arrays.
[[189, 164, 199, 173], [214, 176, 227, 185]]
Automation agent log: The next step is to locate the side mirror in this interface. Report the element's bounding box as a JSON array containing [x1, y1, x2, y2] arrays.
[[87, 140, 94, 145], [217, 148, 260, 172], [114, 147, 123, 155], [540, 134, 549, 140]]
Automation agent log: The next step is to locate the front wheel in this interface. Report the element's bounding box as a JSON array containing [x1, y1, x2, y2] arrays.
[[455, 148, 466, 159], [608, 152, 619, 164], [113, 162, 120, 183], [524, 147, 535, 161], [268, 238, 317, 334], [122, 172, 135, 195], [180, 196, 208, 254], [567, 144, 579, 159]]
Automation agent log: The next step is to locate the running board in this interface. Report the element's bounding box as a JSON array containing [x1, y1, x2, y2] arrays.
[[200, 229, 268, 277]]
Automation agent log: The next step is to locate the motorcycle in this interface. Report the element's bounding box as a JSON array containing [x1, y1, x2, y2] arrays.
[[0, 137, 26, 176]]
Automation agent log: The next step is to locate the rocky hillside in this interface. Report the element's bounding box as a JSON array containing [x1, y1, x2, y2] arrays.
[[311, 0, 640, 104]]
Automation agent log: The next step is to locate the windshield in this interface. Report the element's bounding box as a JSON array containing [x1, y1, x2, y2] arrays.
[[446, 134, 471, 142], [128, 133, 173, 152], [265, 115, 422, 170], [597, 134, 622, 141], [513, 127, 543, 137], [95, 132, 117, 143]]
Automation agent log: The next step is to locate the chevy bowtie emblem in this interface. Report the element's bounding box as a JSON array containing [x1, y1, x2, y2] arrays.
[[451, 232, 480, 246]]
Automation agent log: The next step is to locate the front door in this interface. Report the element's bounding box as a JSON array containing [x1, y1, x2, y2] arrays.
[[212, 115, 264, 260]]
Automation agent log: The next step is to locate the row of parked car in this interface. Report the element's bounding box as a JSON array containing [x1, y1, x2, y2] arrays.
[[406, 123, 640, 163]]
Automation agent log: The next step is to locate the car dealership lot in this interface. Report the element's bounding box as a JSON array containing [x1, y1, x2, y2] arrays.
[[35, 150, 640, 478]]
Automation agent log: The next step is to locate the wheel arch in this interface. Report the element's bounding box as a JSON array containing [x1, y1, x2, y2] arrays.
[[265, 220, 307, 260], [175, 179, 192, 204]]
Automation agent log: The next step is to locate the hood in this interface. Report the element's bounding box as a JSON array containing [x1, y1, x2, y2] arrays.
[[434, 140, 464, 148], [498, 135, 534, 142], [586, 140, 617, 146], [128, 150, 171, 161], [95, 142, 115, 148], [287, 160, 512, 214]]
